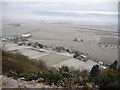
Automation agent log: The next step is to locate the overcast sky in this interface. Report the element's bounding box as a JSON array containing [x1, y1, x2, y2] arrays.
[[1, 0, 119, 2], [1, 0, 118, 31]]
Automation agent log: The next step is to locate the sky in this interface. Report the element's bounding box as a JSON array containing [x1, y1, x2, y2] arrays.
[[1, 0, 119, 13], [1, 0, 119, 2], [2, 0, 118, 13], [1, 0, 118, 31]]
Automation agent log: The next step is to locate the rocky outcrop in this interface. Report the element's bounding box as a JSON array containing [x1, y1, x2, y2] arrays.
[[0, 75, 51, 88], [0, 75, 97, 89]]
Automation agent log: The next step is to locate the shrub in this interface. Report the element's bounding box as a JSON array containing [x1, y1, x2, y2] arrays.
[[2, 51, 41, 77], [38, 43, 43, 48], [7, 70, 18, 78], [2, 50, 97, 88], [24, 72, 39, 81], [59, 65, 69, 73], [109, 60, 118, 70], [73, 52, 79, 58], [36, 67, 89, 87], [35, 60, 47, 70], [97, 68, 119, 89], [90, 65, 100, 77], [38, 69, 62, 85], [73, 38, 78, 41], [54, 46, 65, 52], [27, 42, 32, 46]]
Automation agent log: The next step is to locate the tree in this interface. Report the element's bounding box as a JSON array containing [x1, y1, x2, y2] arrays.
[[118, 65, 120, 73], [73, 52, 79, 58], [66, 49, 69, 52], [73, 38, 78, 41], [109, 60, 118, 70], [59, 65, 69, 73], [38, 43, 43, 48], [81, 39, 84, 42], [90, 65, 100, 77]]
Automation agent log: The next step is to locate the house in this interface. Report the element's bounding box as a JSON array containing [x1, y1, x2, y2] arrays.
[[81, 55, 87, 58], [21, 34, 32, 38]]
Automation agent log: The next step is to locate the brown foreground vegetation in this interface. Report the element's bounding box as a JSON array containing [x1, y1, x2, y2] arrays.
[[2, 50, 120, 89]]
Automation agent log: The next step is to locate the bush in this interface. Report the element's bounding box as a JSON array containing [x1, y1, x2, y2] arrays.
[[2, 52, 91, 88], [7, 70, 18, 78], [109, 60, 118, 70], [24, 72, 39, 81], [54, 46, 65, 52], [2, 51, 41, 77], [35, 60, 47, 70], [89, 61, 120, 89], [73, 52, 79, 58], [73, 38, 78, 41], [59, 65, 69, 73], [38, 43, 43, 48], [37, 69, 62, 85], [22, 65, 90, 86], [90, 65, 100, 77], [97, 68, 119, 89]]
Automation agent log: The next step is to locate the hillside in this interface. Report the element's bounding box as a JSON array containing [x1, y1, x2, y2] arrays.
[[2, 50, 120, 89]]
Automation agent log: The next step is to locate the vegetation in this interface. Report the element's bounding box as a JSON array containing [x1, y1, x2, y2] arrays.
[[90, 65, 100, 77], [96, 68, 119, 89], [27, 42, 32, 46], [73, 38, 78, 41], [38, 43, 43, 48], [2, 50, 91, 88], [80, 39, 84, 42], [73, 51, 79, 58], [109, 60, 118, 70], [90, 61, 120, 89], [23, 66, 90, 87], [54, 46, 65, 52], [2, 50, 120, 89], [2, 50, 47, 78]]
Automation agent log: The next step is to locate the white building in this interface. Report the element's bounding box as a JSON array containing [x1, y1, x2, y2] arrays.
[[21, 34, 32, 38]]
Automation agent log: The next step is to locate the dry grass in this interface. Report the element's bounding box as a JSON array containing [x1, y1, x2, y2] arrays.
[[2, 50, 46, 75]]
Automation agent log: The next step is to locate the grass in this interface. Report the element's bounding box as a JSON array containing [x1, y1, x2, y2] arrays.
[[2, 50, 120, 89], [2, 50, 90, 87], [2, 50, 47, 77]]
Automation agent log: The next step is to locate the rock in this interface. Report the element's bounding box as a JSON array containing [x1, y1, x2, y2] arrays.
[[1, 75, 55, 88], [86, 83, 93, 88], [36, 78, 44, 83], [2, 76, 19, 88]]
